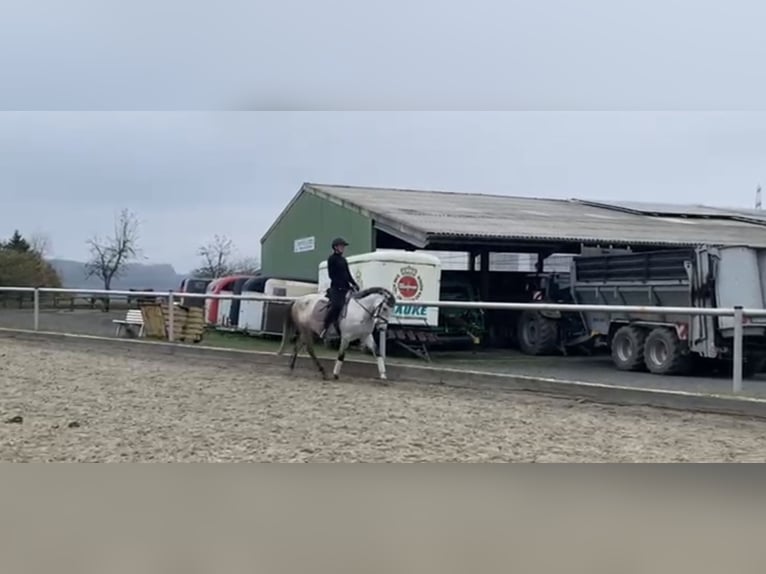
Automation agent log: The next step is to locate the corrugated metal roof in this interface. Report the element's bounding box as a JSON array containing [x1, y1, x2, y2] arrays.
[[574, 199, 736, 217], [304, 183, 766, 249], [577, 199, 766, 224]]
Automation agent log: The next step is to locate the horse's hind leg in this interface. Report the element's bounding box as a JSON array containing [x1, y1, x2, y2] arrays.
[[305, 339, 327, 380], [364, 333, 387, 381], [289, 337, 304, 371], [333, 337, 351, 380]]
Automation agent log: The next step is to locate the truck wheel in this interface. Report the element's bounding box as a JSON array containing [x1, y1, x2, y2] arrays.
[[644, 327, 691, 375], [517, 310, 558, 355], [611, 326, 647, 371], [742, 359, 759, 379], [740, 356, 764, 379]]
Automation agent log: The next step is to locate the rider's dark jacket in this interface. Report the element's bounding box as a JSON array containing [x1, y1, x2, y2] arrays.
[[327, 252, 359, 292]]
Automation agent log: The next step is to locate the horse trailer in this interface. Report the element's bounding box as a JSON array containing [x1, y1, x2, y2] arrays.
[[204, 275, 257, 327], [238, 277, 317, 336], [318, 250, 476, 359]]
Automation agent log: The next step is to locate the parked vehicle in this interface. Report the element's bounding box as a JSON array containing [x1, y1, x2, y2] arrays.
[[204, 275, 257, 327], [318, 250, 478, 359], [239, 277, 317, 336], [177, 277, 213, 307], [514, 271, 591, 356], [528, 246, 766, 376]]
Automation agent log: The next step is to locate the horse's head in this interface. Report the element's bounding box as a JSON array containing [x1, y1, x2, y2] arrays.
[[375, 288, 397, 320], [353, 287, 397, 324]]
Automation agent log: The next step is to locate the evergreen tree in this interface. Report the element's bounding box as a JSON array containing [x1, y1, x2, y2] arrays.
[[6, 230, 30, 252]]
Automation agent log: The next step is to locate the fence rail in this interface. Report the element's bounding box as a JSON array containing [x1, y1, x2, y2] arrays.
[[0, 285, 762, 393], [0, 290, 138, 311]]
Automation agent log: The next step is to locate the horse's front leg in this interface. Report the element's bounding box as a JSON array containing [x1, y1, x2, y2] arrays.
[[333, 336, 351, 380], [305, 337, 327, 380], [363, 333, 387, 381]]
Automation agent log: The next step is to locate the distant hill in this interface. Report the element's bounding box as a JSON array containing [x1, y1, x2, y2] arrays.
[[50, 259, 186, 291]]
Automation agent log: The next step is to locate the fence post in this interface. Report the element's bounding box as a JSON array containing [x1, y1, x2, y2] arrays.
[[168, 290, 175, 342], [33, 288, 40, 331], [732, 306, 744, 393]]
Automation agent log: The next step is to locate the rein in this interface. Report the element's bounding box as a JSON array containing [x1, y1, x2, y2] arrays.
[[352, 295, 390, 326]]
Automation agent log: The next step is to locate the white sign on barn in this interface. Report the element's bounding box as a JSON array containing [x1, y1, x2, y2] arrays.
[[293, 236, 315, 253]]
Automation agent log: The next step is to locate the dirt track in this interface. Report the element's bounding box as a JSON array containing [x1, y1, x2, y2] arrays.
[[1, 337, 766, 462]]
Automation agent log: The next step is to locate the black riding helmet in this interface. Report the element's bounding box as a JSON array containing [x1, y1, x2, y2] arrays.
[[331, 237, 349, 248]]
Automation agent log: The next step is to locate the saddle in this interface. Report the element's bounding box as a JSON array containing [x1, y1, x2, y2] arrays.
[[311, 290, 352, 331]]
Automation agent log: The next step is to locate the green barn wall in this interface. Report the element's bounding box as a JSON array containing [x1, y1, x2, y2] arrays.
[[261, 192, 374, 281]]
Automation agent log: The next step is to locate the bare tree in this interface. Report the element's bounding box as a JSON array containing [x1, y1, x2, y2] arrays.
[[194, 235, 259, 278], [195, 234, 235, 278], [28, 232, 53, 258], [230, 256, 260, 275], [85, 209, 141, 305]]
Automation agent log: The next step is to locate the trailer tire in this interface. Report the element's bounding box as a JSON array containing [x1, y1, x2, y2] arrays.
[[611, 326, 647, 371], [644, 327, 691, 375], [517, 310, 558, 355]]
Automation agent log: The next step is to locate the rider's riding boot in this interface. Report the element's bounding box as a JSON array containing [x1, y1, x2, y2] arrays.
[[320, 320, 338, 342]]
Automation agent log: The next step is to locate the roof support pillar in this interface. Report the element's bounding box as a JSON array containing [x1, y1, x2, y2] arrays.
[[468, 251, 477, 273], [480, 250, 490, 301], [536, 252, 547, 273]]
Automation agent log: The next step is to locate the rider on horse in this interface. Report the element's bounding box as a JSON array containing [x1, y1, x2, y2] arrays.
[[320, 237, 360, 340]]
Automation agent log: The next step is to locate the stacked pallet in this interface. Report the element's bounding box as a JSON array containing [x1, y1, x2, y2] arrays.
[[164, 303, 188, 342], [138, 302, 206, 343], [139, 303, 167, 339], [180, 307, 205, 343]]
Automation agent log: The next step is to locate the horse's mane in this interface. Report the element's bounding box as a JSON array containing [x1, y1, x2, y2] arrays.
[[354, 286, 396, 307]]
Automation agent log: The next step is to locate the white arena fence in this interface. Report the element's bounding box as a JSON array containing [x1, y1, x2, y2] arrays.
[[1, 285, 765, 394]]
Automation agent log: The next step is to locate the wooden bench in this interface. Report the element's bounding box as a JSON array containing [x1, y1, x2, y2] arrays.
[[113, 309, 145, 338]]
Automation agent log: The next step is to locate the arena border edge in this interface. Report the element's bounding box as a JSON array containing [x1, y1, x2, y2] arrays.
[[3, 327, 766, 421]]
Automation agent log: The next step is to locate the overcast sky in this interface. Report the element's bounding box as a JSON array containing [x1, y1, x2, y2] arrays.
[[3, 0, 766, 110], [3, 111, 766, 272], [3, 1, 766, 273]]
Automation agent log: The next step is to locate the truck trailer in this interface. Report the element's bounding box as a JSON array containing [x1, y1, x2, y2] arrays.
[[568, 246, 766, 376]]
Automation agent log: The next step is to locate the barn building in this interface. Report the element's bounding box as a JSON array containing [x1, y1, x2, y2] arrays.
[[261, 182, 766, 289]]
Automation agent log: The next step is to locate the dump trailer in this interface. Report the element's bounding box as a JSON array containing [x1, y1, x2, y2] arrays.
[[570, 246, 766, 376]]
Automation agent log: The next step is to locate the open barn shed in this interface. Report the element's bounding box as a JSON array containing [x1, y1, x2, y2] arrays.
[[260, 183, 766, 349], [261, 182, 766, 285]]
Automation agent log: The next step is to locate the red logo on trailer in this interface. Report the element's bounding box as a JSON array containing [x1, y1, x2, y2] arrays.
[[393, 266, 423, 300]]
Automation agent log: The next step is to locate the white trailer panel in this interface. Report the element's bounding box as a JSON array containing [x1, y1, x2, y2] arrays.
[[319, 250, 442, 328], [239, 279, 316, 334], [716, 246, 765, 332]]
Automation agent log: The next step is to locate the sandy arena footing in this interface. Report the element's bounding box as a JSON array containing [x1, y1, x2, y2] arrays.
[[1, 337, 766, 462]]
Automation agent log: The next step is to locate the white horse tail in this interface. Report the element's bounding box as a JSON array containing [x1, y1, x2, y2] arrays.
[[276, 301, 296, 355]]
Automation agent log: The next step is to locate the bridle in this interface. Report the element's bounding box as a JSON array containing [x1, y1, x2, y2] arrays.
[[352, 294, 392, 327]]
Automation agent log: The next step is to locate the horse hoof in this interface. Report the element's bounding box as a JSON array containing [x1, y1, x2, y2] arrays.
[[333, 374, 339, 380]]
